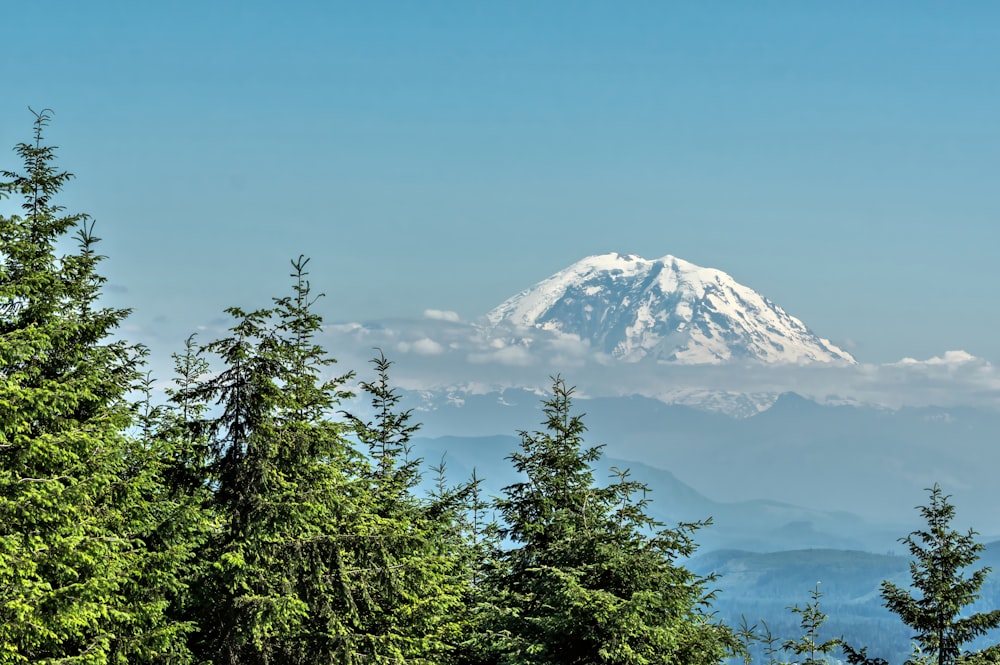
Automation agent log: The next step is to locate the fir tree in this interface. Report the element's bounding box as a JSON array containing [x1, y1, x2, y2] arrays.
[[110, 366, 209, 663], [484, 377, 735, 665], [842, 643, 889, 665], [0, 110, 179, 662], [782, 583, 839, 665], [184, 257, 359, 663], [131, 336, 218, 662], [735, 615, 758, 665], [342, 351, 469, 662], [760, 619, 782, 665], [881, 485, 1000, 665]]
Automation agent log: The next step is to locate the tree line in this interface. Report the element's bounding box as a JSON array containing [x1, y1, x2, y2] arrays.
[[1, 111, 998, 664]]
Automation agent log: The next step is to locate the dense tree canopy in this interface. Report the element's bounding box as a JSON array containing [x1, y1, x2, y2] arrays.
[[0, 110, 193, 662]]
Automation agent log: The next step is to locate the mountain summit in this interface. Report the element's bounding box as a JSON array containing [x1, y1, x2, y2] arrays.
[[486, 252, 854, 365]]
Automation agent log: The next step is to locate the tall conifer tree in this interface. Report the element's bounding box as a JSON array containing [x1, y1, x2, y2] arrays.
[[881, 485, 1000, 665], [483, 378, 735, 665], [782, 583, 839, 665], [185, 257, 365, 663], [0, 111, 180, 662], [343, 351, 469, 662]]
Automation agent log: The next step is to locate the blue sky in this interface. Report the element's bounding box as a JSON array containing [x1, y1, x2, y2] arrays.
[[3, 2, 1000, 365]]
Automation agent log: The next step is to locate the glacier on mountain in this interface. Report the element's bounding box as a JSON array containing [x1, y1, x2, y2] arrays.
[[486, 252, 855, 365]]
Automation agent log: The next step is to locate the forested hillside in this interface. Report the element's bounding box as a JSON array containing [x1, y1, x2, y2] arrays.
[[2, 114, 999, 664], [691, 547, 1000, 665]]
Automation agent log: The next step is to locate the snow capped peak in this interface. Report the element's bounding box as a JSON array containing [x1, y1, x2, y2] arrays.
[[486, 252, 855, 366]]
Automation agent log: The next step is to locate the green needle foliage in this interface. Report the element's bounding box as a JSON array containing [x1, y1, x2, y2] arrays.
[[782, 583, 839, 665], [342, 351, 470, 663], [483, 378, 735, 665], [880, 485, 1000, 665], [182, 256, 360, 663], [734, 615, 758, 665], [114, 367, 210, 664], [0, 110, 184, 662]]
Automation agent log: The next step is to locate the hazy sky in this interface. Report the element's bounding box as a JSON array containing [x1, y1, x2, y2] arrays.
[[3, 2, 1000, 366]]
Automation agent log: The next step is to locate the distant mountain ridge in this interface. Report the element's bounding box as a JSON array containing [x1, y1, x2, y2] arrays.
[[399, 387, 1000, 537], [409, 433, 893, 553], [486, 252, 855, 365]]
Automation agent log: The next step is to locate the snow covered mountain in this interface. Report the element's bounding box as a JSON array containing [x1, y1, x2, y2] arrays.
[[485, 252, 854, 365]]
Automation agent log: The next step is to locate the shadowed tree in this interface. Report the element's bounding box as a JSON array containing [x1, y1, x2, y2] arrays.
[[881, 485, 1000, 665], [183, 257, 361, 663]]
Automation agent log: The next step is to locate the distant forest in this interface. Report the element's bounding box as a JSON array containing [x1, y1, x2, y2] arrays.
[[2, 112, 999, 665]]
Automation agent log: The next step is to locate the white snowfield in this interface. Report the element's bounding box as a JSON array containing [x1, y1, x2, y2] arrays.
[[486, 252, 856, 365]]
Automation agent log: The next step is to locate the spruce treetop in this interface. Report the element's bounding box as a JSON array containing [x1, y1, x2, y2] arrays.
[[881, 484, 1000, 665]]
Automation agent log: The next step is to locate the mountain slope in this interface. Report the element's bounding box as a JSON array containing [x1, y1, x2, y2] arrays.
[[486, 252, 854, 365]]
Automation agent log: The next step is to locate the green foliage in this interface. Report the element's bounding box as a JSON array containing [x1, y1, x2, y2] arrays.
[[842, 643, 890, 665], [108, 368, 209, 663], [0, 110, 192, 662], [182, 256, 360, 663], [760, 619, 782, 665], [451, 463, 501, 665], [880, 484, 1000, 665], [341, 350, 470, 663], [482, 377, 736, 665], [781, 583, 839, 665], [182, 260, 469, 663], [957, 645, 1000, 665], [735, 615, 758, 665]]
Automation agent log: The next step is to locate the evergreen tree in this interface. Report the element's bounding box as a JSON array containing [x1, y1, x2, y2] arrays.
[[160, 334, 214, 510], [842, 643, 890, 665], [455, 465, 500, 665], [760, 619, 782, 665], [484, 377, 735, 665], [0, 110, 181, 662], [782, 583, 839, 665], [184, 257, 360, 663], [124, 336, 220, 662], [110, 366, 209, 663], [187, 262, 472, 663], [880, 484, 1000, 665], [342, 351, 469, 662]]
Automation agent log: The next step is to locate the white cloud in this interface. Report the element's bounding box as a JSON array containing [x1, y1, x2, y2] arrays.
[[316, 318, 1000, 413], [326, 322, 366, 334], [423, 309, 461, 322], [397, 337, 445, 356], [894, 350, 979, 366]]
